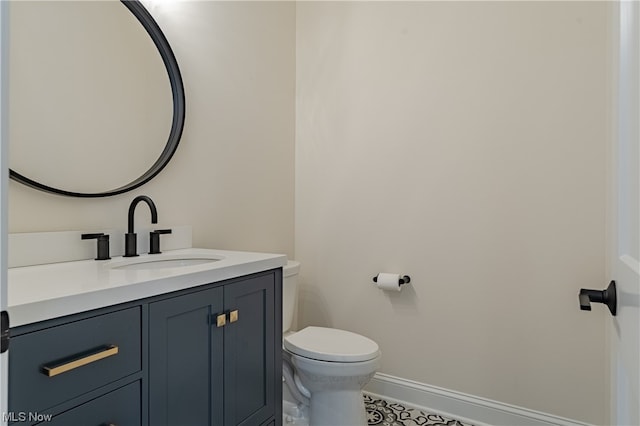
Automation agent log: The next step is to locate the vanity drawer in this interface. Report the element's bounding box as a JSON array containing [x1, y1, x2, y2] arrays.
[[9, 307, 141, 414], [37, 381, 141, 426]]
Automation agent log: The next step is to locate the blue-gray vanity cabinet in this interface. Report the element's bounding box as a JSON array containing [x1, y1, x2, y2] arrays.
[[149, 270, 282, 426], [7, 268, 282, 426]]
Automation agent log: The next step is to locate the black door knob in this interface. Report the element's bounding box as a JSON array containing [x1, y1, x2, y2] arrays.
[[579, 280, 616, 316]]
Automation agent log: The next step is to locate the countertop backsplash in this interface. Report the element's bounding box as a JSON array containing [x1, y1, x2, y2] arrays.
[[9, 225, 193, 268]]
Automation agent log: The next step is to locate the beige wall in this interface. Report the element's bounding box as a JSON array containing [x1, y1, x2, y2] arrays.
[[9, 1, 612, 423], [295, 2, 609, 424], [9, 1, 296, 258]]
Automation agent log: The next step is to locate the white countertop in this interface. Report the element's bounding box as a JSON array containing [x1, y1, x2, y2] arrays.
[[8, 248, 287, 327]]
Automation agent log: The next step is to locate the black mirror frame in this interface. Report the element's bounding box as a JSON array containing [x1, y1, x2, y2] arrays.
[[9, 0, 185, 198]]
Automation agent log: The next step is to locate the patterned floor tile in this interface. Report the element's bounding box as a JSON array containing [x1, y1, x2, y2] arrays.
[[364, 393, 475, 426]]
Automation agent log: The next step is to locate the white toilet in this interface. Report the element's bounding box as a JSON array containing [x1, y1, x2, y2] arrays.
[[282, 261, 381, 426]]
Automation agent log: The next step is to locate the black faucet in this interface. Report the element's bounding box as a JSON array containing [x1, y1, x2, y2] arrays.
[[124, 195, 158, 257]]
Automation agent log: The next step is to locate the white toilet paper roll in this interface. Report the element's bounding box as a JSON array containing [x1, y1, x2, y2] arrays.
[[375, 273, 402, 291]]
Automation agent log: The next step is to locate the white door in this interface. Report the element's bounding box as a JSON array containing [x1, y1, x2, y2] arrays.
[[610, 2, 640, 425], [0, 2, 8, 425]]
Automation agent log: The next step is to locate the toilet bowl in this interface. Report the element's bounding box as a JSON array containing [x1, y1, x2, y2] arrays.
[[282, 261, 380, 426]]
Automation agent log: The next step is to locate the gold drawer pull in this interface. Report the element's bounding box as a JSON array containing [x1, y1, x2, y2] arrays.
[[42, 345, 119, 377], [229, 310, 239, 323]]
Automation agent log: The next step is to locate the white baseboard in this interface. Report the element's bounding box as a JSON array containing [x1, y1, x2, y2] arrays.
[[364, 373, 594, 426]]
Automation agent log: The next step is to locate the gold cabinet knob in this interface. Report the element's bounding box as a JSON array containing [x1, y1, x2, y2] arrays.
[[216, 313, 226, 327], [229, 310, 239, 323]]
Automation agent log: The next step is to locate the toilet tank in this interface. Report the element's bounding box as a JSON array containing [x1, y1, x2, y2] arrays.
[[282, 260, 300, 333]]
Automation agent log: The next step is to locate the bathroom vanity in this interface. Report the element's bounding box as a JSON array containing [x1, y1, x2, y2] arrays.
[[6, 248, 285, 426]]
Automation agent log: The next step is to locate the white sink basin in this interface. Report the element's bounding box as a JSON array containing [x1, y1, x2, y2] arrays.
[[106, 253, 224, 271]]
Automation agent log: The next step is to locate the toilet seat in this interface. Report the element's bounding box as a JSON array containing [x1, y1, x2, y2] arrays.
[[284, 326, 380, 362]]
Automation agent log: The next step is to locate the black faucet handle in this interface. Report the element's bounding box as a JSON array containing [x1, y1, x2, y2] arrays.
[[149, 229, 172, 254], [153, 229, 173, 235], [81, 233, 111, 261], [81, 233, 104, 239]]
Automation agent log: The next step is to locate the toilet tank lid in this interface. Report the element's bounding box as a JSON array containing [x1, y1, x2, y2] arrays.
[[284, 326, 380, 362], [284, 260, 300, 277]]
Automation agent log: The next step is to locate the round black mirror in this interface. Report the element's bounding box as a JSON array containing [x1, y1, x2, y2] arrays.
[[9, 0, 185, 198]]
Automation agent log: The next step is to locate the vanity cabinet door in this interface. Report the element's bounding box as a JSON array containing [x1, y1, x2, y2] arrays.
[[223, 274, 276, 426], [149, 287, 224, 426], [148, 270, 281, 426]]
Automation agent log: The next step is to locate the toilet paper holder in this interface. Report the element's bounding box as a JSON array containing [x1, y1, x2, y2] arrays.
[[372, 275, 411, 285]]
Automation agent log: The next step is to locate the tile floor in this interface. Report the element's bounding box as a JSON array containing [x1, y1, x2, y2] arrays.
[[364, 393, 475, 426]]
